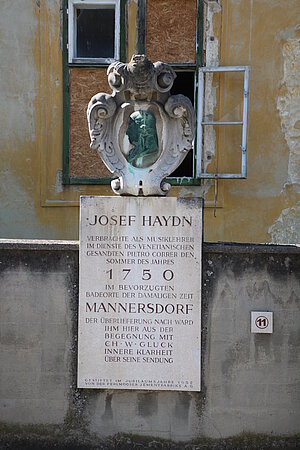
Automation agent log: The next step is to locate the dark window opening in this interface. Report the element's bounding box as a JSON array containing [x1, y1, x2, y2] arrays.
[[169, 71, 195, 178], [76, 9, 115, 59]]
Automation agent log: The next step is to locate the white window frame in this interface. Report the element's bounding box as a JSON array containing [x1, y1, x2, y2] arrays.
[[197, 66, 250, 179], [68, 0, 120, 64]]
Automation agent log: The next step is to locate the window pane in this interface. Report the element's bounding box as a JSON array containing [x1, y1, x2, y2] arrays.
[[76, 9, 115, 59]]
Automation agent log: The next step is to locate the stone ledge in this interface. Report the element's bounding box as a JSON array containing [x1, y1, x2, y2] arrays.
[[0, 239, 79, 251], [203, 242, 300, 254], [0, 239, 299, 254]]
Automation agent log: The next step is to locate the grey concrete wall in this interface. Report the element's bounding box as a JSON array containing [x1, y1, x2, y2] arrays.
[[0, 240, 299, 449]]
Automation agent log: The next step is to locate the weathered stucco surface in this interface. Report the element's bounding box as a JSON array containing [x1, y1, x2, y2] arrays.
[[0, 245, 76, 426], [0, 1, 40, 237], [0, 0, 80, 239], [204, 0, 300, 244], [126, 0, 138, 60], [203, 261, 300, 437], [0, 0, 299, 243], [269, 37, 300, 244], [0, 242, 299, 447]]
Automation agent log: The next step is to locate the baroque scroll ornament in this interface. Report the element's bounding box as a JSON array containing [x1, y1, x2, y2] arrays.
[[87, 54, 195, 196]]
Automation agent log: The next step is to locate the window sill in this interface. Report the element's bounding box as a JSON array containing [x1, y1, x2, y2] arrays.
[[70, 57, 116, 65], [64, 177, 202, 187]]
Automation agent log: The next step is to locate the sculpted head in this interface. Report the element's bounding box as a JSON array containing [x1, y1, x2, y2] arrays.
[[125, 110, 159, 168], [128, 55, 154, 76]]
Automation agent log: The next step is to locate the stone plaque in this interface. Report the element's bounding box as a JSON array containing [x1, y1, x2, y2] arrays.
[[78, 196, 202, 391]]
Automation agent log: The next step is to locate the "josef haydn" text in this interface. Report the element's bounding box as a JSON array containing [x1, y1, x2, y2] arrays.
[[88, 215, 192, 227]]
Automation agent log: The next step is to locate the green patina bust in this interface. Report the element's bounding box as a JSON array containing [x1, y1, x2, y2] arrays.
[[126, 110, 159, 168]]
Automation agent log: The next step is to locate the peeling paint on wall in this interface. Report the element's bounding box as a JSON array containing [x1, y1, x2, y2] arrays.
[[277, 38, 300, 188], [0, 170, 58, 239], [201, 0, 222, 196], [269, 37, 300, 244], [59, 0, 64, 52], [46, 0, 61, 48], [178, 184, 214, 198], [203, 0, 221, 166], [0, 2, 38, 145], [127, 0, 138, 60], [204, 0, 221, 67], [55, 170, 63, 194], [268, 207, 300, 245]]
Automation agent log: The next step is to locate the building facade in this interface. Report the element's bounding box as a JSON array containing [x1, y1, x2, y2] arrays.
[[0, 0, 299, 243]]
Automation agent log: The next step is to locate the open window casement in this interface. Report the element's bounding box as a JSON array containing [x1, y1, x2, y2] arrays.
[[196, 66, 250, 179], [68, 0, 120, 64]]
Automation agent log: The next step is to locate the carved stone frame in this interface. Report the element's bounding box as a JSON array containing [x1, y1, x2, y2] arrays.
[[87, 55, 195, 196]]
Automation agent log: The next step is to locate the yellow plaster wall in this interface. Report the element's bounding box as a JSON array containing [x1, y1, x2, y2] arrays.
[[127, 0, 138, 60], [203, 0, 300, 244], [0, 0, 111, 240], [0, 0, 299, 243]]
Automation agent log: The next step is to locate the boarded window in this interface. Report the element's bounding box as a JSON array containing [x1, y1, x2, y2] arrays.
[[64, 0, 201, 184], [69, 68, 111, 179], [146, 0, 197, 63]]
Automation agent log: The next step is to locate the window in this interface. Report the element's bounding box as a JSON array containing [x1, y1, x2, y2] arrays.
[[63, 0, 124, 184], [68, 0, 120, 63], [197, 66, 250, 179], [63, 0, 200, 185], [63, 1, 249, 187]]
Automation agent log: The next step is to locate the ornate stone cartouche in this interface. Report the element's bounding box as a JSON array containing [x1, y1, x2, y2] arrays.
[[87, 55, 195, 196]]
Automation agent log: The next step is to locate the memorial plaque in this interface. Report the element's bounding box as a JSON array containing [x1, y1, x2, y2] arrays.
[[78, 196, 202, 391]]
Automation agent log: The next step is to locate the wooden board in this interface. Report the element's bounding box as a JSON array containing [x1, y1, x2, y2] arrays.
[[146, 0, 197, 63], [69, 68, 111, 179]]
